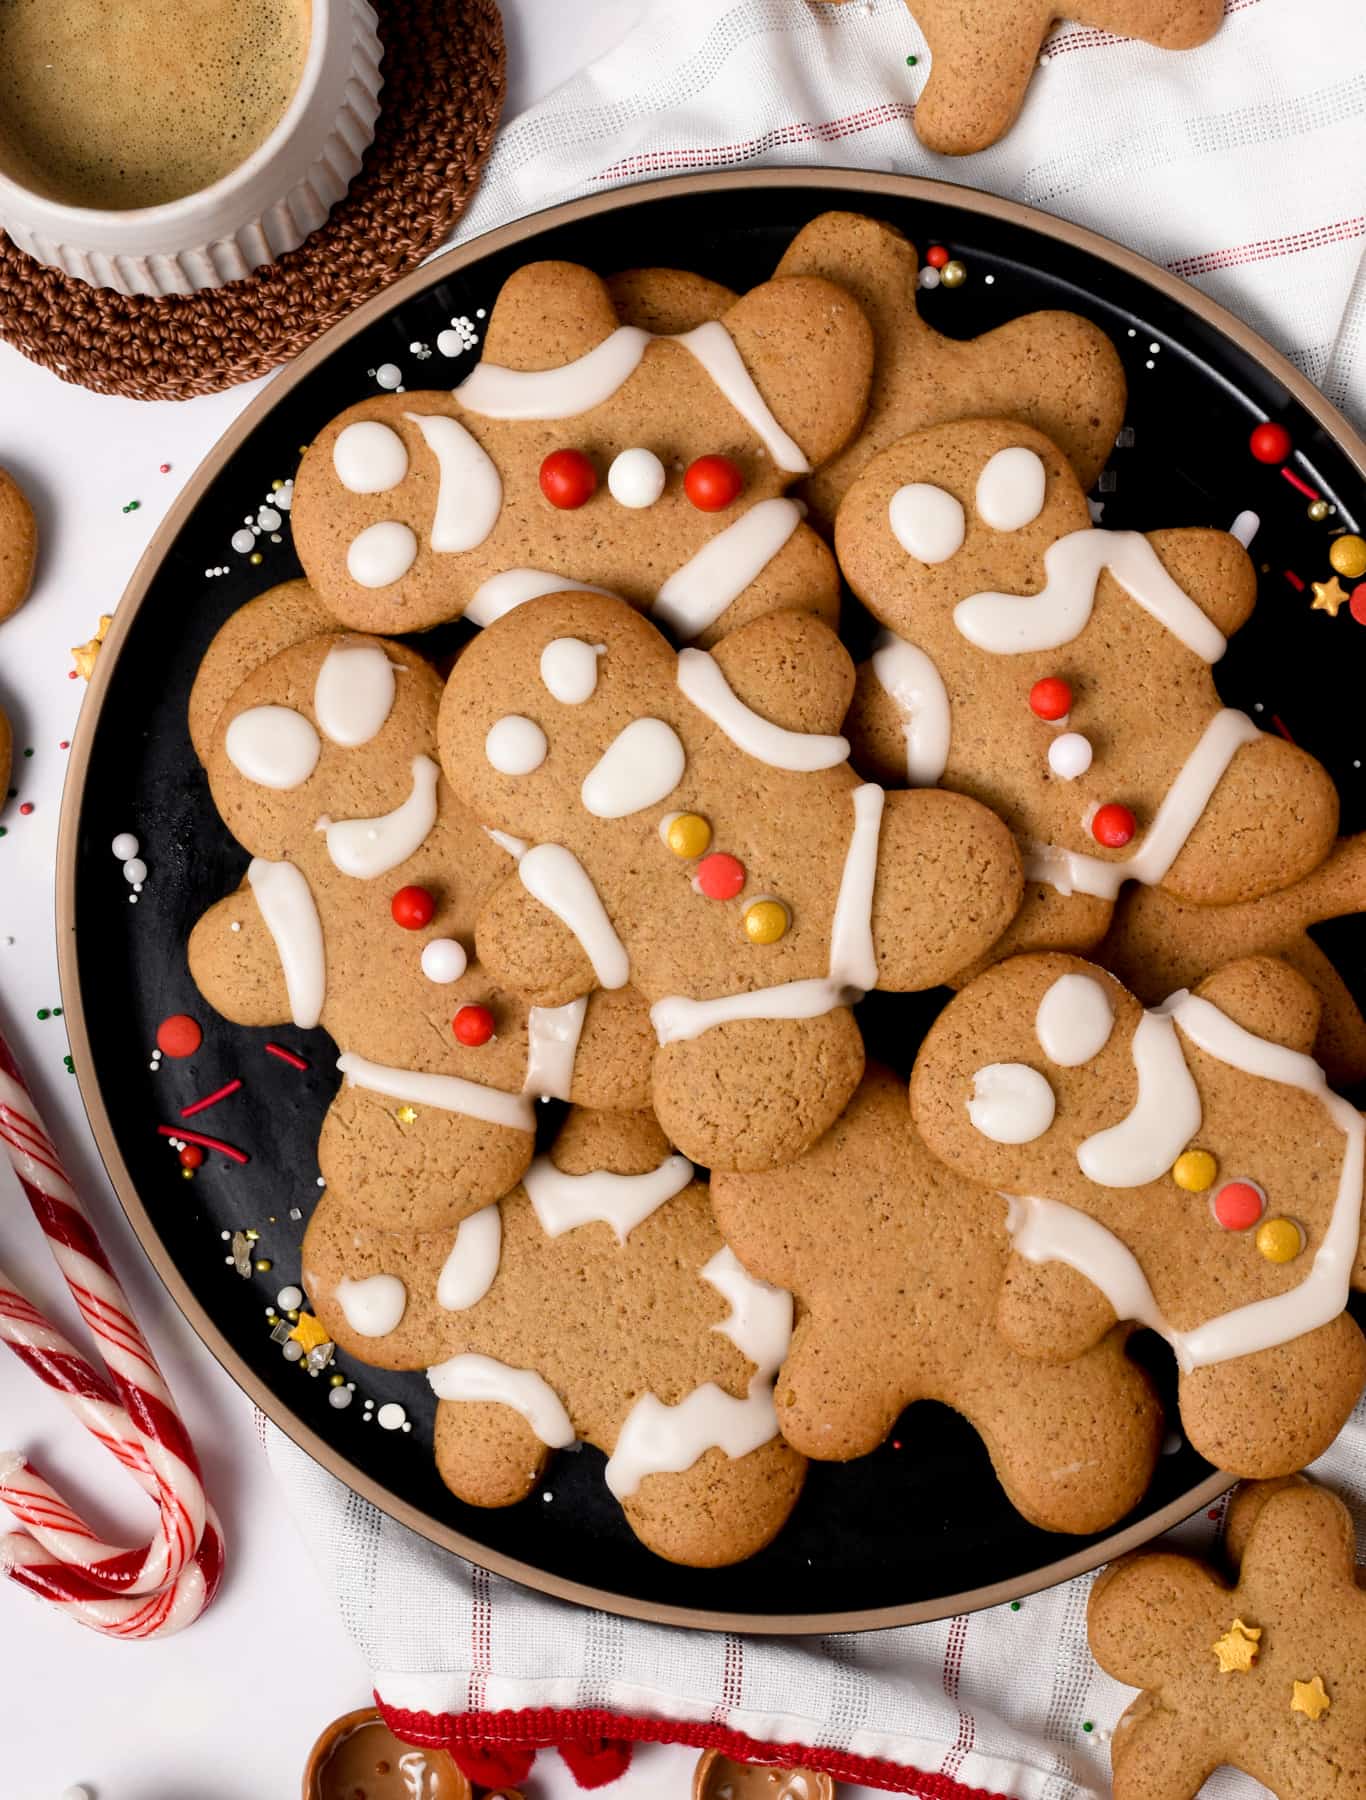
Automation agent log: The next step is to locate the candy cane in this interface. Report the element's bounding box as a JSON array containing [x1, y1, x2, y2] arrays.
[[0, 1028, 222, 1636]]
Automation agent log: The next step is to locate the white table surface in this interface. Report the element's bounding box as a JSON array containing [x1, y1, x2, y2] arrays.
[[0, 6, 891, 1796]]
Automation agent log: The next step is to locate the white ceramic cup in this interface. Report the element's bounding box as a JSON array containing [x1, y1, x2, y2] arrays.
[[0, 0, 384, 297]]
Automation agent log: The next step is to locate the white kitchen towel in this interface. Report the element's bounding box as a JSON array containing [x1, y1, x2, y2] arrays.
[[266, 1398, 1366, 1800], [453, 0, 1366, 430]]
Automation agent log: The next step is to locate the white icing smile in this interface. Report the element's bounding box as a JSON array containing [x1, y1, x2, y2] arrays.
[[869, 630, 951, 786], [323, 755, 440, 878]]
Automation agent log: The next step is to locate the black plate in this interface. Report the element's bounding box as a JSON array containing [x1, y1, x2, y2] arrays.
[[59, 171, 1366, 1632]]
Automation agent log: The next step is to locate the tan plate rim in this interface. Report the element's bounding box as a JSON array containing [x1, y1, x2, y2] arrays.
[[59, 165, 1362, 1635]]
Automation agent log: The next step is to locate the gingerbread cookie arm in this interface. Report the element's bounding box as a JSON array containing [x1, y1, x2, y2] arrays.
[[480, 259, 622, 367], [1220, 1472, 1311, 1565], [1109, 1691, 1223, 1800], [567, 989, 655, 1112], [607, 267, 739, 334], [475, 869, 600, 1009], [773, 1320, 914, 1460], [722, 275, 875, 470], [1164, 735, 1339, 905], [910, 0, 1056, 156], [706, 607, 855, 735], [622, 1439, 805, 1568], [1089, 1550, 1229, 1692], [187, 888, 293, 1028], [434, 1399, 550, 1507], [1192, 956, 1321, 1056], [997, 1252, 1118, 1361]]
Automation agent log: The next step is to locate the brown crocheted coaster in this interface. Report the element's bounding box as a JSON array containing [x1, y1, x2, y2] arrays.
[[0, 0, 505, 402]]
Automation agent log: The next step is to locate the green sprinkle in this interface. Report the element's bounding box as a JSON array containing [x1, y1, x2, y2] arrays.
[[53, 1006, 62, 1017], [36, 1008, 49, 1020], [122, 499, 141, 513], [1082, 1722, 1094, 1734], [1010, 1601, 1022, 1612], [63, 1055, 74, 1074], [22, 747, 33, 758], [0, 827, 7, 838], [906, 53, 918, 64]]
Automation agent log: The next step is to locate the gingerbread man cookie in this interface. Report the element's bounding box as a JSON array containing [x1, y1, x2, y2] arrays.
[[190, 630, 652, 1228], [1089, 1478, 1366, 1800], [302, 1106, 805, 1567], [827, 1, 1222, 156], [711, 1064, 1162, 1533], [0, 467, 36, 623], [291, 259, 873, 646], [839, 419, 1339, 924], [1098, 833, 1366, 1088], [912, 951, 1366, 1476], [774, 211, 1126, 529], [438, 591, 1022, 1172]]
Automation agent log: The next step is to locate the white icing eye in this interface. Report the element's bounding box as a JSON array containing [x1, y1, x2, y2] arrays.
[[224, 705, 321, 790], [1035, 974, 1114, 1066], [332, 420, 409, 493], [540, 637, 603, 704], [420, 938, 468, 984], [1048, 732, 1093, 780], [485, 715, 548, 775], [347, 520, 418, 589], [975, 447, 1047, 531], [581, 718, 686, 817], [607, 447, 667, 509], [967, 1063, 1055, 1143], [888, 483, 966, 564], [313, 644, 396, 746]]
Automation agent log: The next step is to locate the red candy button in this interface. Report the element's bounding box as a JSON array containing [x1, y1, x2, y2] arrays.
[[695, 852, 746, 900], [391, 884, 436, 930], [156, 1013, 202, 1058], [453, 1004, 495, 1047], [1029, 676, 1072, 721], [539, 449, 597, 509], [1350, 585, 1366, 628], [926, 245, 950, 269], [1091, 803, 1136, 849], [1213, 1180, 1265, 1231], [1249, 421, 1292, 465], [179, 1144, 205, 1170], [683, 455, 744, 512]]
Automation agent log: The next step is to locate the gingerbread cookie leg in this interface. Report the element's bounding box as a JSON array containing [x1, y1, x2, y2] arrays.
[[435, 1399, 550, 1507]]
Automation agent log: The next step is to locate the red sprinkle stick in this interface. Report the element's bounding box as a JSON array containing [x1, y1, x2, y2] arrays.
[[156, 1125, 248, 1166], [264, 1043, 309, 1071], [1284, 570, 1306, 591], [179, 1079, 242, 1119], [1280, 466, 1319, 501], [1270, 714, 1296, 743]]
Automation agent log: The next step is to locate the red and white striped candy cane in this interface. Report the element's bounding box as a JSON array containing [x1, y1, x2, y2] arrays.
[[0, 1027, 223, 1636]]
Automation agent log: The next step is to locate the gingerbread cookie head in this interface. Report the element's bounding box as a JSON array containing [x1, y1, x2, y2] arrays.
[[711, 1064, 1161, 1534], [897, 0, 1222, 156], [438, 589, 1022, 1171], [302, 1106, 806, 1567], [839, 418, 1338, 909], [187, 577, 338, 764], [190, 629, 652, 1228], [774, 209, 1126, 528], [912, 951, 1366, 1475], [290, 259, 874, 646], [1088, 1478, 1366, 1800]]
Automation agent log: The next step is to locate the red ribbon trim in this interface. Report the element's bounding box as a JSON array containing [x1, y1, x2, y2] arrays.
[[375, 1701, 1018, 1799]]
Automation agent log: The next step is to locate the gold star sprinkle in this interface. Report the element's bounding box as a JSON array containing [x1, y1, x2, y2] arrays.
[[1310, 576, 1349, 617], [1292, 1676, 1331, 1720], [288, 1312, 331, 1354], [71, 614, 113, 679], [396, 1104, 418, 1125], [1212, 1618, 1263, 1673]]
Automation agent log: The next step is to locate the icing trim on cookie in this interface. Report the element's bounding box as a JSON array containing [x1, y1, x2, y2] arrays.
[[436, 1206, 502, 1311], [456, 321, 809, 473], [677, 647, 849, 771], [976, 446, 1047, 532], [888, 483, 965, 564], [651, 782, 883, 1044], [335, 1050, 535, 1132], [1007, 990, 1365, 1369], [523, 997, 588, 1102], [1078, 1006, 1201, 1187], [246, 858, 325, 1029], [426, 1351, 576, 1446], [466, 569, 617, 628], [403, 413, 501, 552], [953, 529, 1229, 661], [225, 704, 320, 790], [604, 1247, 790, 1498], [1022, 709, 1261, 899], [518, 844, 630, 989], [523, 1151, 694, 1243], [334, 1272, 406, 1338], [869, 629, 951, 785], [1035, 972, 1113, 1067], [347, 520, 418, 589], [322, 754, 440, 878], [313, 642, 396, 747], [483, 825, 530, 860], [652, 498, 804, 640], [581, 718, 686, 818]]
